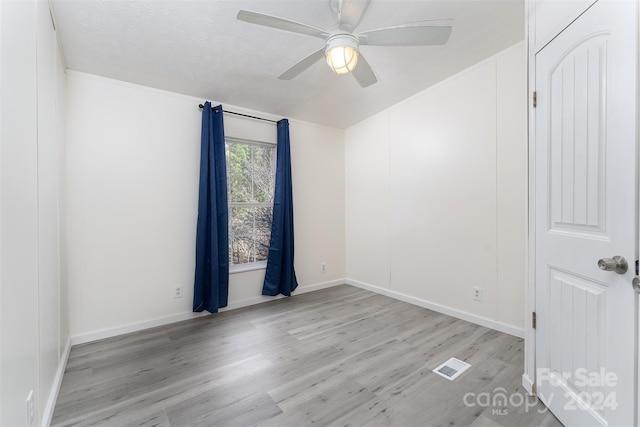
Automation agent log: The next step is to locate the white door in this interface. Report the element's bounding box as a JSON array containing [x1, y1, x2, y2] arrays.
[[534, 0, 637, 426]]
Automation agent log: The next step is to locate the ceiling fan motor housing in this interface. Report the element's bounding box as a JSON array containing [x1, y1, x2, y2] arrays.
[[325, 34, 360, 74]]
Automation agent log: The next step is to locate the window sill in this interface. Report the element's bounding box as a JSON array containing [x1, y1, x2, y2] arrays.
[[229, 263, 267, 274]]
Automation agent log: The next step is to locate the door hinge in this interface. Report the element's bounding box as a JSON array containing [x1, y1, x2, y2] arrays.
[[532, 312, 537, 329], [533, 91, 537, 108], [635, 259, 638, 275], [532, 382, 537, 396]]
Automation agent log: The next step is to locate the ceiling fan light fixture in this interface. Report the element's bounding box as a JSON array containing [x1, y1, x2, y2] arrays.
[[325, 34, 359, 75]]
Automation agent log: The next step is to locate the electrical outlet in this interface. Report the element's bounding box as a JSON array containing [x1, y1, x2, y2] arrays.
[[26, 390, 34, 427], [473, 287, 483, 302], [321, 262, 327, 273], [173, 284, 183, 299]]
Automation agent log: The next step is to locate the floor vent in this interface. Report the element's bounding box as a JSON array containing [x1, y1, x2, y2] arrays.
[[432, 357, 471, 381]]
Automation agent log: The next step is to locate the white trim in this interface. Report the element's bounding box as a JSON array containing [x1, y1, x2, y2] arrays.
[[70, 277, 524, 347], [70, 279, 345, 345], [41, 337, 71, 427], [525, 0, 539, 390], [345, 278, 525, 338], [525, 32, 538, 400], [229, 263, 266, 274], [522, 373, 535, 396], [71, 312, 209, 345], [226, 136, 275, 148]]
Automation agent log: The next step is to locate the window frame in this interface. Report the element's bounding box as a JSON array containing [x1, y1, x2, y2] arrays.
[[226, 136, 277, 273]]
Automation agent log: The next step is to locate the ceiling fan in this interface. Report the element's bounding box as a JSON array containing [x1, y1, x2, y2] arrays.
[[237, 0, 453, 88]]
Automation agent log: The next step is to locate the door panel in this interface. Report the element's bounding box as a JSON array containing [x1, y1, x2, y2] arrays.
[[548, 36, 607, 235], [547, 268, 606, 397], [534, 1, 637, 426]]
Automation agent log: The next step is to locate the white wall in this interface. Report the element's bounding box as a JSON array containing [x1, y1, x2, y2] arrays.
[[496, 46, 527, 328], [0, 0, 69, 425], [344, 115, 390, 289], [345, 42, 527, 333], [65, 72, 345, 340], [1, 2, 39, 425]]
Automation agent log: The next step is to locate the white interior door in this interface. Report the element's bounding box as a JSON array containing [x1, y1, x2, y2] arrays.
[[534, 0, 637, 426]]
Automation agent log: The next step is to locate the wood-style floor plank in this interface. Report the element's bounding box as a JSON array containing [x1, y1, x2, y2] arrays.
[[52, 285, 561, 427]]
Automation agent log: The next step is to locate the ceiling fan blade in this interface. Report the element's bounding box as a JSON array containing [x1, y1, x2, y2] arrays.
[[278, 48, 326, 80], [359, 20, 453, 46], [338, 0, 372, 32], [237, 10, 329, 39], [351, 53, 377, 88]]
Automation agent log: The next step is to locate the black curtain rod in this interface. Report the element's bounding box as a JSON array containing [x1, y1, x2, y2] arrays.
[[198, 104, 278, 124]]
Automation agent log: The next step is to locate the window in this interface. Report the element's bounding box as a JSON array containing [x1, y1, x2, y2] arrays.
[[226, 137, 276, 270]]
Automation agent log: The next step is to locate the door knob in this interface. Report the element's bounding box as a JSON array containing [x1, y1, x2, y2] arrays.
[[598, 256, 628, 274]]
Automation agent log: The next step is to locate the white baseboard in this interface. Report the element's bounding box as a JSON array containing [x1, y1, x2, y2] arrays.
[[522, 373, 535, 396], [295, 278, 346, 293], [345, 278, 524, 338], [41, 336, 71, 427], [70, 311, 210, 345], [70, 279, 345, 345], [71, 277, 523, 346]]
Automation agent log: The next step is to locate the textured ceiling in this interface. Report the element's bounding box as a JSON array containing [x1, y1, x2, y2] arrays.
[[52, 0, 524, 129]]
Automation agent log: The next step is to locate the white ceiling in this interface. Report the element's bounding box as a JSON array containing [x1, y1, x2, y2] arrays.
[[52, 0, 524, 129]]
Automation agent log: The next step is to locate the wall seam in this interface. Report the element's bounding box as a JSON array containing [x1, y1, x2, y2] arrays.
[[34, 2, 43, 424], [0, 1, 3, 422], [387, 111, 392, 290], [343, 129, 348, 280], [495, 56, 501, 324]]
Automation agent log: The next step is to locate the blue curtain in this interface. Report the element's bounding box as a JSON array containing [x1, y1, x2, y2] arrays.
[[262, 119, 299, 296], [193, 102, 229, 313]]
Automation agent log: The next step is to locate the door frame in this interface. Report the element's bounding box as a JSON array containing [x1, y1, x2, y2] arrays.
[[523, 0, 597, 396]]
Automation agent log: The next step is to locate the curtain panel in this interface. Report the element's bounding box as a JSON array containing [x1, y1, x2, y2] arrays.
[[262, 119, 299, 296], [193, 102, 229, 313]]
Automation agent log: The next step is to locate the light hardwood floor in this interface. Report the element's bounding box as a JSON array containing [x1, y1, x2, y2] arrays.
[[52, 285, 561, 426]]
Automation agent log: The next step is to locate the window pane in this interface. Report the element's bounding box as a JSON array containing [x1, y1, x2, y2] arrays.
[[253, 145, 275, 173], [254, 173, 274, 203], [227, 142, 252, 203], [231, 207, 253, 236], [255, 207, 272, 262], [231, 236, 254, 264], [255, 234, 270, 262], [229, 172, 251, 203], [255, 207, 273, 235], [227, 143, 251, 174], [253, 146, 275, 203]]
